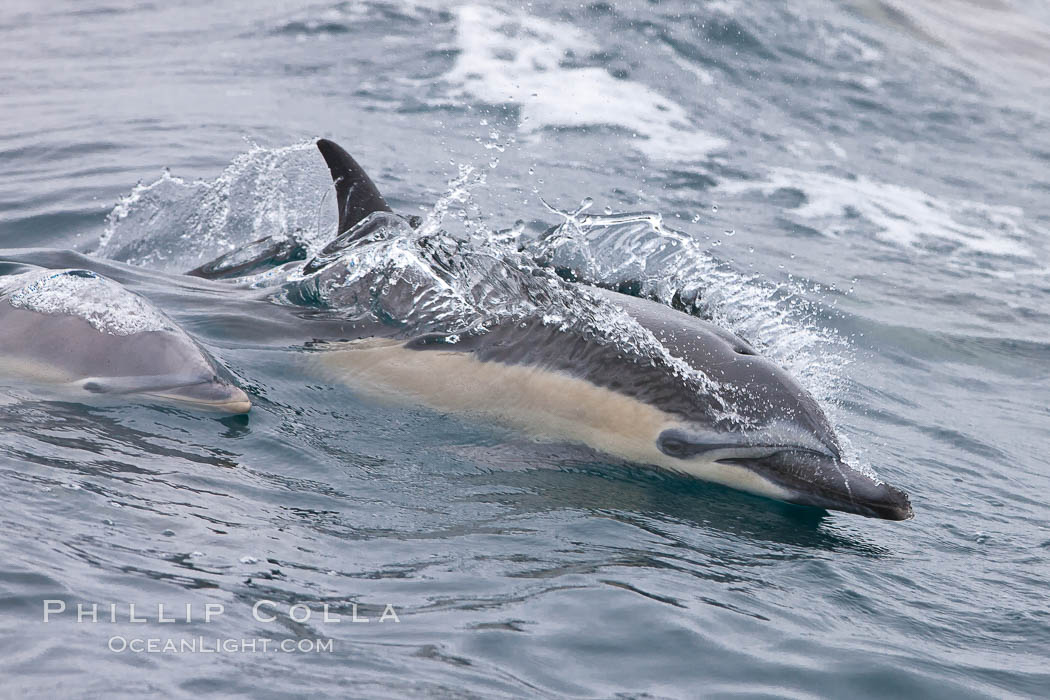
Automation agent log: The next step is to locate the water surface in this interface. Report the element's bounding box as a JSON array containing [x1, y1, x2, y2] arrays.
[[1, 1, 1049, 697]]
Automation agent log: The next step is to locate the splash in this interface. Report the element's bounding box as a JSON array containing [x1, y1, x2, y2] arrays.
[[3, 269, 177, 337], [97, 141, 335, 273], [416, 161, 490, 239], [523, 205, 854, 443]]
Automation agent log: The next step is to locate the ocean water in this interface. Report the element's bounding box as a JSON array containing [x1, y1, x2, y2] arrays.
[[1, 0, 1049, 697]]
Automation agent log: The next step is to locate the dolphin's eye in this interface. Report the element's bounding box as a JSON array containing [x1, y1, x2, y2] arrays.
[[662, 439, 687, 457], [657, 433, 692, 459]]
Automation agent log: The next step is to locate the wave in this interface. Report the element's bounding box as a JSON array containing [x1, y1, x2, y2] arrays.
[[719, 167, 1037, 259], [851, 0, 1050, 101], [444, 5, 726, 162]]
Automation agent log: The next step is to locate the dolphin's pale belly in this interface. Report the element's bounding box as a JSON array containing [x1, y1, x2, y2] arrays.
[[319, 339, 795, 501], [0, 355, 79, 385]]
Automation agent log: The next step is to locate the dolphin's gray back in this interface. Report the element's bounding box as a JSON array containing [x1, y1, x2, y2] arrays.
[[0, 303, 211, 385], [587, 289, 838, 443], [403, 287, 838, 447]]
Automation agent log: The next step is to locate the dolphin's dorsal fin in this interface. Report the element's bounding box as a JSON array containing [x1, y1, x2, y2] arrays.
[[316, 138, 392, 236]]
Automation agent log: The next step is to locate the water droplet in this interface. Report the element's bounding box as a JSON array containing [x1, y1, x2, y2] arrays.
[[162, 529, 175, 537], [724, 229, 735, 236], [711, 204, 718, 212], [604, 206, 612, 214], [691, 214, 701, 223]]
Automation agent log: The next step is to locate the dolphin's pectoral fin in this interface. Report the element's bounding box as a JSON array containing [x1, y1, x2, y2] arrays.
[[316, 138, 392, 237], [187, 234, 307, 280]]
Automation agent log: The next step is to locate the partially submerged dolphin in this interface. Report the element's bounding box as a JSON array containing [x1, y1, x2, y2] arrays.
[[307, 139, 913, 520], [0, 267, 251, 413]]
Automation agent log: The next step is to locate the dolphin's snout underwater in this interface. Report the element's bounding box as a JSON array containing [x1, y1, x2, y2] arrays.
[[308, 138, 913, 521]]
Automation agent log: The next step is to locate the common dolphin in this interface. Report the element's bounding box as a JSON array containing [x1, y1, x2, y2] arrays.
[[0, 267, 251, 413], [303, 140, 916, 519]]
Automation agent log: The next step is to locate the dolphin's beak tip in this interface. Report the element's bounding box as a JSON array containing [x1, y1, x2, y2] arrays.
[[147, 380, 252, 414], [222, 386, 252, 414], [881, 486, 914, 521], [857, 480, 913, 521]]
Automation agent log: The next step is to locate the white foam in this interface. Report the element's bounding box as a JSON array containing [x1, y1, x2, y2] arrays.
[[446, 5, 726, 162], [720, 168, 1034, 258], [4, 269, 176, 336]]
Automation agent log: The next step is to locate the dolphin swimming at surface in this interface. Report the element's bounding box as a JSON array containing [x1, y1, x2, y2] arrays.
[[0, 267, 251, 413], [300, 138, 913, 520]]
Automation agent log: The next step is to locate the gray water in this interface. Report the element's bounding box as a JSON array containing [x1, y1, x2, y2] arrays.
[[1, 0, 1049, 697]]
